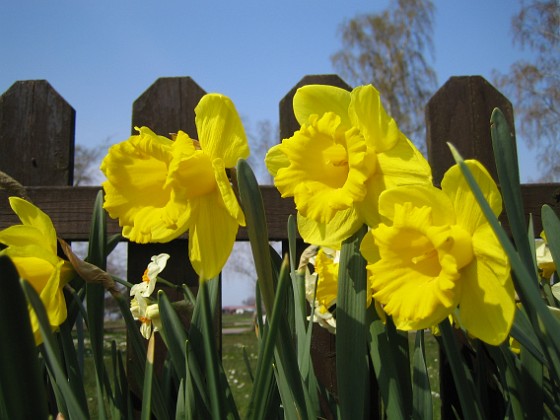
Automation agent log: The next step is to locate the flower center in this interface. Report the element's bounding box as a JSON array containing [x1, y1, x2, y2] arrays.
[[142, 268, 150, 283]]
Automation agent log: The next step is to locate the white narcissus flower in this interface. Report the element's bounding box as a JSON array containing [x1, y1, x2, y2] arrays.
[[130, 295, 162, 339], [130, 253, 170, 298], [129, 253, 169, 339]]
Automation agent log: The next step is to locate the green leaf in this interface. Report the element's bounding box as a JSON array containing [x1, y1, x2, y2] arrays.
[[21, 279, 89, 419], [336, 225, 370, 420], [412, 330, 433, 419], [438, 319, 483, 420], [236, 159, 277, 314], [0, 256, 48, 418], [542, 205, 560, 281], [113, 293, 170, 419], [157, 291, 189, 378], [449, 143, 560, 383], [86, 190, 110, 419], [367, 306, 406, 418], [490, 108, 534, 272]]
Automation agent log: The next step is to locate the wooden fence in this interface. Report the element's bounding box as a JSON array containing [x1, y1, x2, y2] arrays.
[[1, 74, 560, 416]]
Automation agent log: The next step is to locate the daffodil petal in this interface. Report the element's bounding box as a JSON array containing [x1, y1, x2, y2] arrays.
[[212, 159, 245, 225], [264, 144, 290, 177], [457, 258, 515, 345], [376, 135, 432, 189], [0, 225, 51, 250], [8, 197, 57, 253], [297, 209, 362, 248], [348, 85, 400, 152], [293, 84, 351, 127], [39, 260, 68, 328], [377, 185, 455, 226], [441, 160, 502, 234], [370, 256, 457, 331], [188, 194, 239, 279], [360, 230, 380, 264], [195, 94, 249, 166]]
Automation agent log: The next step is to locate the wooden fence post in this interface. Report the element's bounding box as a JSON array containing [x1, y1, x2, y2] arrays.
[[126, 77, 208, 400], [0, 80, 75, 188], [426, 75, 515, 185], [426, 75, 515, 418]]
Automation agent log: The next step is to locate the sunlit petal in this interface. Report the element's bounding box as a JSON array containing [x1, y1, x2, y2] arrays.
[[264, 144, 290, 177], [297, 209, 362, 248], [188, 194, 239, 280], [293, 84, 351, 127], [348, 85, 400, 152], [442, 160, 501, 234], [8, 197, 57, 253], [456, 258, 515, 345], [195, 94, 249, 166]]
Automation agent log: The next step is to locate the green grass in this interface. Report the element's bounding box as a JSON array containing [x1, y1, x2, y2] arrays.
[[221, 312, 258, 416]]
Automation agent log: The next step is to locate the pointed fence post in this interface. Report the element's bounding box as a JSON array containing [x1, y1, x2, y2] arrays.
[[0, 80, 75, 188]]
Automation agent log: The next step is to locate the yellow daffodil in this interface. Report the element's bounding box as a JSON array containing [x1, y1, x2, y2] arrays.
[[265, 84, 431, 247], [536, 232, 555, 280], [130, 295, 161, 339], [361, 160, 514, 345], [303, 247, 339, 333], [0, 197, 74, 344], [130, 253, 170, 298], [101, 94, 249, 279]]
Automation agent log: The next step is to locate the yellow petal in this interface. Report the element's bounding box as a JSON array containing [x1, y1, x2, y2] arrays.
[[168, 132, 217, 198], [456, 258, 515, 345], [297, 209, 362, 248], [360, 230, 380, 264], [101, 129, 192, 243], [213, 158, 245, 226], [370, 256, 458, 331], [0, 225, 52, 251], [314, 249, 339, 308], [348, 85, 400, 152], [188, 193, 239, 279], [377, 185, 455, 226], [8, 197, 57, 254], [441, 160, 502, 234], [9, 255, 54, 292], [195, 94, 249, 166], [264, 144, 290, 177], [293, 84, 352, 127], [376, 134, 432, 189], [356, 135, 432, 228]]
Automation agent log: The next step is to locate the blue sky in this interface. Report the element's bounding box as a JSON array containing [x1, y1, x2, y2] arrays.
[[0, 1, 538, 304]]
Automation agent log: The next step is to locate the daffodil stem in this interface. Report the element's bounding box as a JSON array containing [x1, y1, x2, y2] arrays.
[[111, 275, 134, 289], [156, 276, 182, 290]]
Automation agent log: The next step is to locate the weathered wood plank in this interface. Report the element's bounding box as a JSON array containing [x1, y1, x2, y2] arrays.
[[0, 185, 297, 241], [0, 80, 75, 186]]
